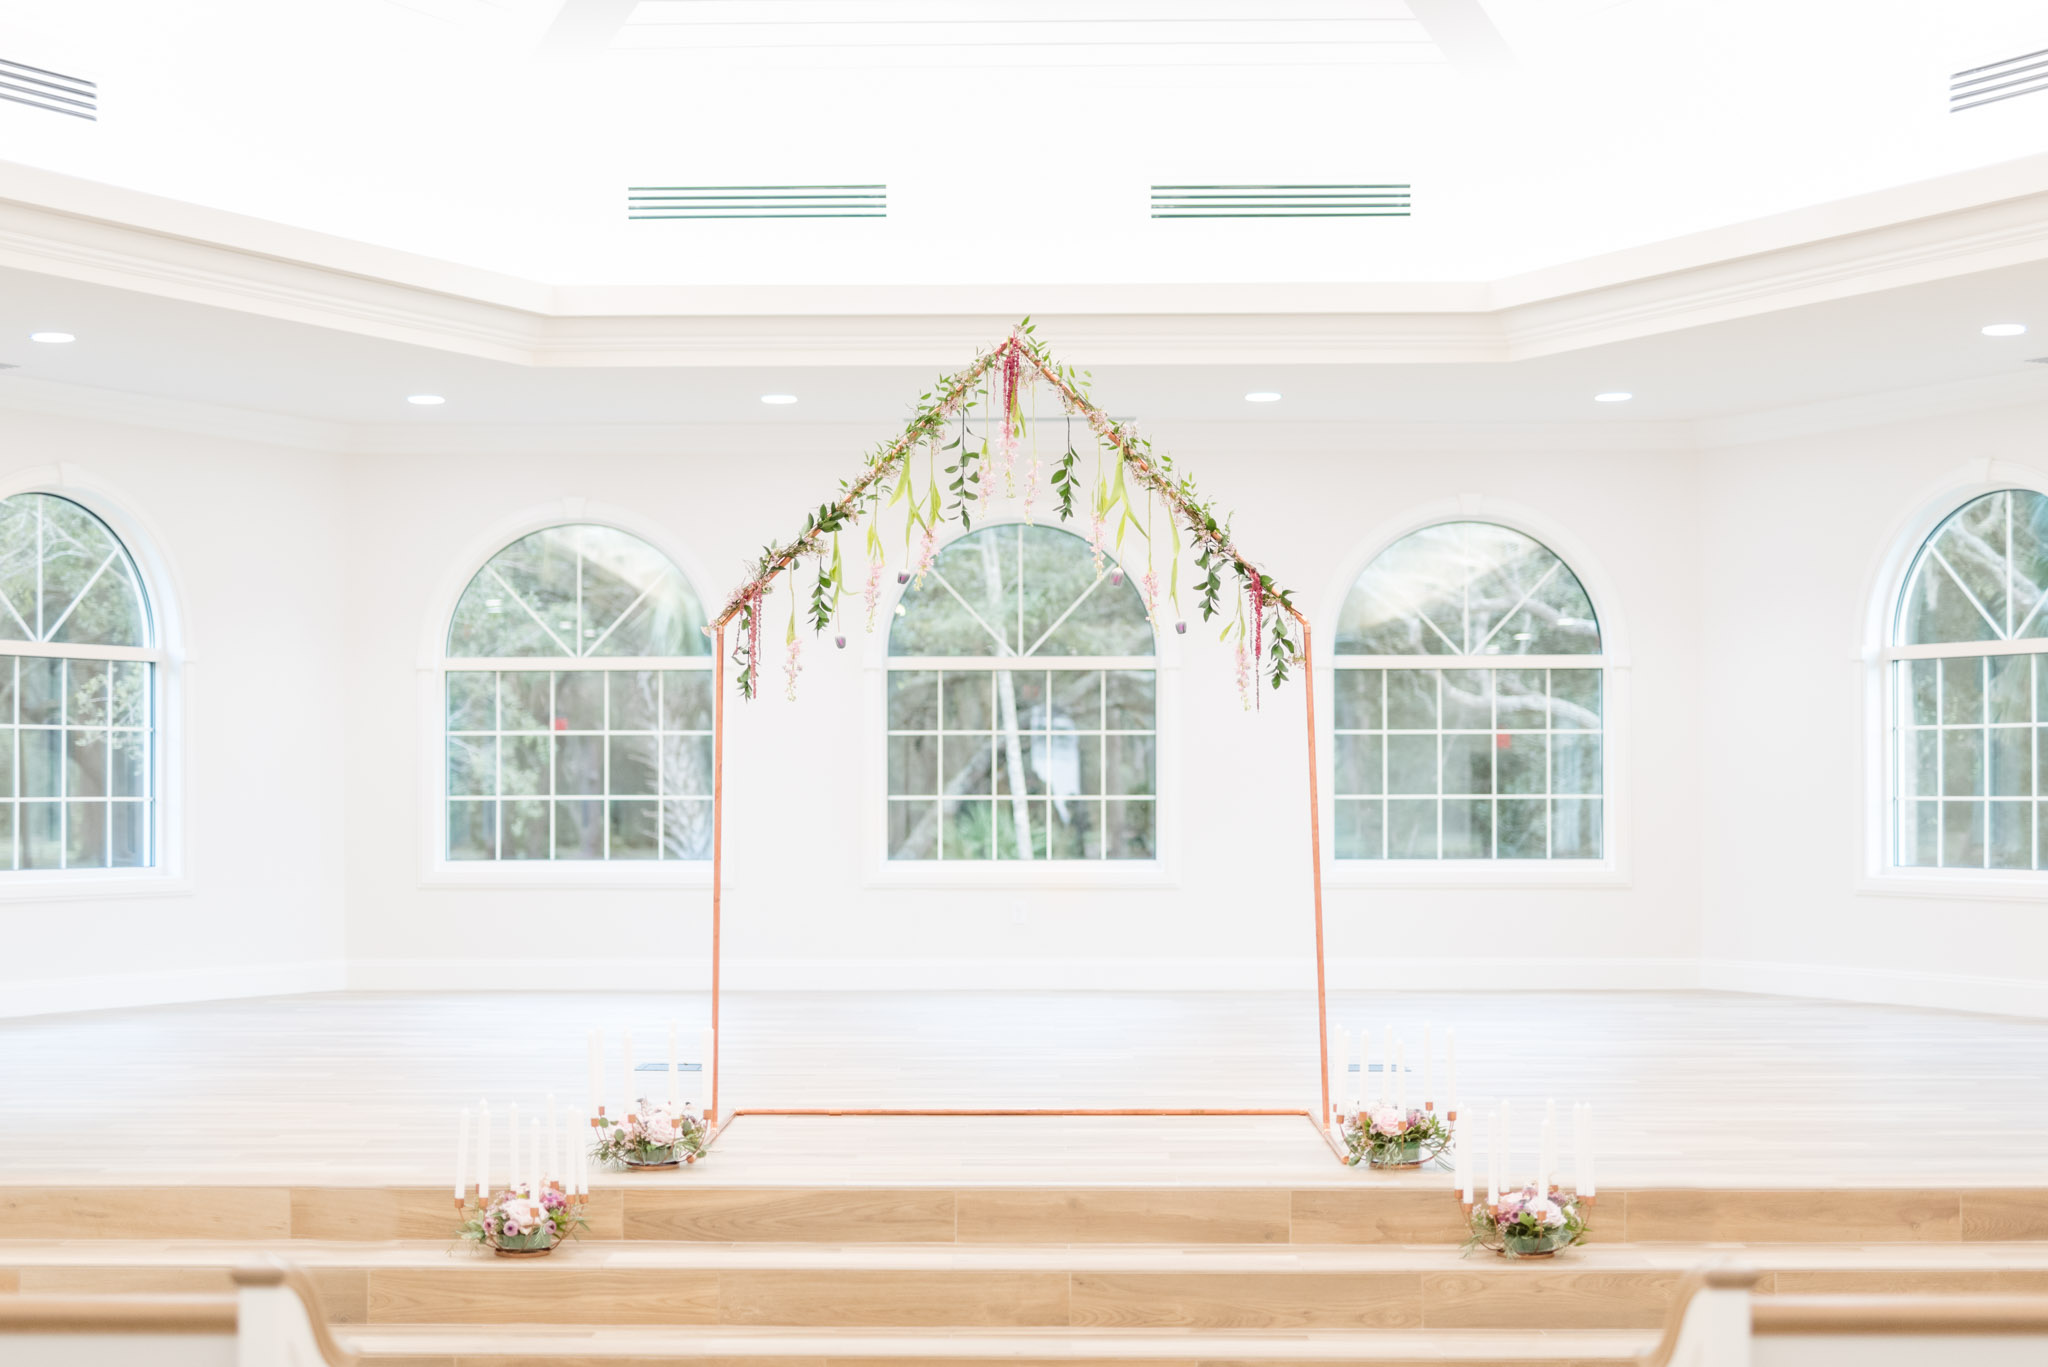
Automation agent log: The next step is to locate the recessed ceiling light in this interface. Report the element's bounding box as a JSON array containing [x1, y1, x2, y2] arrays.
[[1982, 323, 2028, 337], [29, 332, 74, 344], [1244, 391, 1282, 403], [1594, 391, 1633, 403], [761, 393, 798, 405], [407, 394, 445, 406]]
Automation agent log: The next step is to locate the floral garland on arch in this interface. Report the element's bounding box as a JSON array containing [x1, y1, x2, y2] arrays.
[[716, 320, 1299, 704]]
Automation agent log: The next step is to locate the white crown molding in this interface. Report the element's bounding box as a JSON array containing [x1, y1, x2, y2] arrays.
[[0, 374, 347, 452], [1689, 368, 2048, 448], [11, 369, 2048, 461], [6, 154, 2048, 367]]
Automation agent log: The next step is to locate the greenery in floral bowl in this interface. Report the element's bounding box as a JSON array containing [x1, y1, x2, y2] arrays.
[[593, 1099, 707, 1168], [460, 1186, 584, 1257], [1341, 1106, 1453, 1168], [1464, 1185, 1588, 1259]]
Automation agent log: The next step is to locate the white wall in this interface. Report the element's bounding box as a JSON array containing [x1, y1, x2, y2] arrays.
[[12, 388, 2041, 1020], [0, 408, 349, 1016], [1696, 398, 2048, 1016], [339, 423, 1705, 995]]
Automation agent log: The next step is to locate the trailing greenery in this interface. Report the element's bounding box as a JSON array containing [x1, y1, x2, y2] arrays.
[[714, 320, 1297, 700]]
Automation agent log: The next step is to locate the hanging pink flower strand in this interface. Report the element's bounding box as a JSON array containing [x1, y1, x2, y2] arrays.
[[1021, 457, 1039, 524], [914, 522, 937, 585], [784, 633, 803, 701], [1089, 505, 1107, 575], [1141, 568, 1160, 625], [1234, 635, 1253, 711], [863, 559, 883, 631]]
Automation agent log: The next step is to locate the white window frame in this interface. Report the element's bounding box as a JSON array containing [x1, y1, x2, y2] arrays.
[[860, 522, 1180, 890], [1860, 465, 2048, 901], [1318, 498, 1630, 889], [0, 470, 187, 901], [418, 506, 716, 891]]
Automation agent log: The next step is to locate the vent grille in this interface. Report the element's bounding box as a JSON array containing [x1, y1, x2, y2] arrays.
[[1951, 48, 2048, 112], [1150, 184, 1410, 219], [627, 185, 885, 220], [0, 57, 95, 121]]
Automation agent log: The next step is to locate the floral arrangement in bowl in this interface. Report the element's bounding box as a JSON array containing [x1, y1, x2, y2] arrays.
[[460, 1186, 584, 1257], [1341, 1106, 1453, 1168], [592, 1099, 708, 1168], [1464, 1185, 1588, 1259]]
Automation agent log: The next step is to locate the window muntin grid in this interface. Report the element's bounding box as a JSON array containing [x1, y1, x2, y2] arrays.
[[1331, 666, 1602, 860], [886, 667, 1156, 860], [0, 655, 154, 870], [0, 493, 158, 872], [443, 524, 713, 863], [1333, 521, 1605, 862], [1335, 521, 1600, 657], [445, 667, 713, 861], [447, 524, 709, 659], [886, 523, 1157, 861], [1890, 490, 2048, 872]]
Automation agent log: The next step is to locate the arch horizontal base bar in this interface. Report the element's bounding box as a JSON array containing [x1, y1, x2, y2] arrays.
[[703, 1108, 1350, 1163]]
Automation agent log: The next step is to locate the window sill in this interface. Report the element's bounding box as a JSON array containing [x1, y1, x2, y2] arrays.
[[1322, 860, 1628, 890], [1856, 870, 2048, 903], [420, 862, 714, 891], [0, 870, 194, 902], [864, 859, 1177, 891]]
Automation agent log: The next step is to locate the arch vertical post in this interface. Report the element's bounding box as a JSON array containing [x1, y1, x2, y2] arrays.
[[1291, 607, 1332, 1132], [710, 619, 726, 1127]]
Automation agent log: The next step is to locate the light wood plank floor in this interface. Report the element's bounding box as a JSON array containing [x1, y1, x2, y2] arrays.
[[1, 989, 2044, 1186]]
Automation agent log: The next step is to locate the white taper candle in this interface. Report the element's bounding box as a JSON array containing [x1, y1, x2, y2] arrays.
[[1582, 1103, 1597, 1197], [1500, 1100, 1512, 1191], [668, 1021, 680, 1106], [1422, 1024, 1434, 1109], [476, 1100, 491, 1200], [1395, 1042, 1407, 1112], [700, 1027, 715, 1116], [454, 1107, 470, 1201], [587, 1029, 603, 1115], [1359, 1029, 1372, 1108], [508, 1103, 520, 1191], [1538, 1099, 1555, 1196], [1455, 1114, 1471, 1203], [1486, 1106, 1500, 1204], [545, 1094, 559, 1187], [529, 1118, 542, 1197], [1381, 1024, 1393, 1106], [622, 1030, 635, 1114], [1446, 1029, 1458, 1113]]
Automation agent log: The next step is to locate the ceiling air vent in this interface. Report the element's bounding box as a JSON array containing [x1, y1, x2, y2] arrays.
[[627, 185, 885, 220], [1150, 184, 1410, 219], [0, 57, 95, 120], [1950, 48, 2048, 112]]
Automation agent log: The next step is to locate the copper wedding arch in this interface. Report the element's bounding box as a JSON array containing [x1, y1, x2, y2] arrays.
[[697, 331, 1338, 1158]]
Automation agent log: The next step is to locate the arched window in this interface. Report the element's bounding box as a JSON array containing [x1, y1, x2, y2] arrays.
[[443, 524, 712, 862], [1332, 521, 1604, 861], [1892, 488, 2048, 871], [0, 493, 156, 871], [886, 524, 1156, 861]]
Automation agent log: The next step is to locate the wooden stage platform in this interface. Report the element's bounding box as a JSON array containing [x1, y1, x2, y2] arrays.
[[5, 989, 2047, 1365], [2, 987, 2045, 1187]]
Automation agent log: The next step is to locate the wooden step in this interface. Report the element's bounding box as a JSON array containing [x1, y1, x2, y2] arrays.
[[333, 1323, 1657, 1367], [7, 1241, 2048, 1332], [3, 1182, 2037, 1244]]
